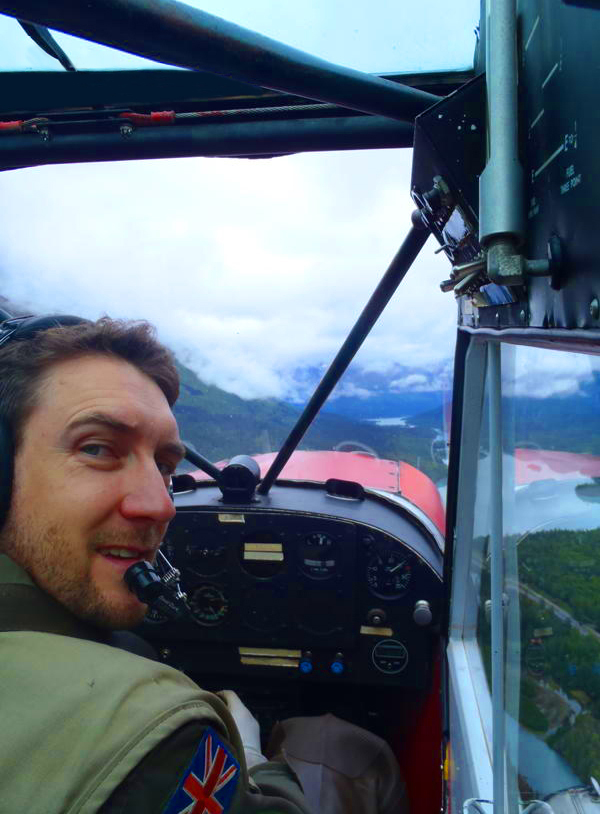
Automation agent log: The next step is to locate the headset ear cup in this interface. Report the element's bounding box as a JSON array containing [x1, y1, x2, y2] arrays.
[[0, 418, 13, 531], [0, 314, 88, 530]]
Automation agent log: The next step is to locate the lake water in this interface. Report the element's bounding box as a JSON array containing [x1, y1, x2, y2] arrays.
[[518, 726, 582, 795], [367, 416, 415, 427]]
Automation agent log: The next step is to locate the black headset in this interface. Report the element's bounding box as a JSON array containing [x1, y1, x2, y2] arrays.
[[0, 314, 89, 529]]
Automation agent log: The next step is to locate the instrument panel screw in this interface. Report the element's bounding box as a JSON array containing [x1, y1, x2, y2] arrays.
[[590, 298, 600, 320]]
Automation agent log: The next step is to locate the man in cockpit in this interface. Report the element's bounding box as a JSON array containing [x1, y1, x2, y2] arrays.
[[0, 316, 312, 813], [0, 315, 406, 814]]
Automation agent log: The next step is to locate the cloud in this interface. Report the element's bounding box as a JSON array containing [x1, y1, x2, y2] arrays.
[[0, 0, 480, 402], [0, 149, 456, 400], [504, 345, 600, 399]]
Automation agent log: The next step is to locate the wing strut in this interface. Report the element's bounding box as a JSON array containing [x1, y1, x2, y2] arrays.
[[258, 213, 431, 496]]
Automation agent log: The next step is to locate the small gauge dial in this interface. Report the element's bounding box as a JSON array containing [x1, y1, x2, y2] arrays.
[[372, 639, 409, 675], [143, 606, 169, 625], [367, 549, 413, 599], [163, 535, 227, 578], [301, 532, 337, 579], [187, 543, 227, 577], [189, 585, 229, 626]]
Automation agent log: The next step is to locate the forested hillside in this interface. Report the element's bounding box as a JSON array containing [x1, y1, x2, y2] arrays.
[[172, 362, 445, 480]]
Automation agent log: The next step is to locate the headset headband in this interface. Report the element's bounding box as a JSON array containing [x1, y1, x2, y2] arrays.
[[0, 314, 88, 348]]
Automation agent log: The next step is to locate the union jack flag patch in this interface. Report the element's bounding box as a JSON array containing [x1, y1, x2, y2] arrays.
[[163, 727, 240, 814]]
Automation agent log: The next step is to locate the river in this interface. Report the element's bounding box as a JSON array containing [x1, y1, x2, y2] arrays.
[[518, 726, 582, 795]]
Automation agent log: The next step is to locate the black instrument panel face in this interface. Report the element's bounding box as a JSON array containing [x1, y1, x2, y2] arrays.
[[142, 507, 442, 688]]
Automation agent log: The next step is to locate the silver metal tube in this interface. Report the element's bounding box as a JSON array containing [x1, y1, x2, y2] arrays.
[[479, 0, 524, 247], [488, 342, 506, 814]]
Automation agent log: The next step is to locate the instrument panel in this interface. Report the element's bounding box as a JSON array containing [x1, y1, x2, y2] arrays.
[[141, 489, 443, 689]]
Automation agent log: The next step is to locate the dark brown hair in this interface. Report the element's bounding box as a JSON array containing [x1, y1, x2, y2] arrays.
[[0, 317, 179, 446]]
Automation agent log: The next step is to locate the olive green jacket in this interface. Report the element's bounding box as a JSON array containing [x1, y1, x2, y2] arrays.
[[0, 555, 310, 814]]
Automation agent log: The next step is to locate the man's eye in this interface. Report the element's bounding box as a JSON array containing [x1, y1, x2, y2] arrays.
[[80, 443, 112, 458]]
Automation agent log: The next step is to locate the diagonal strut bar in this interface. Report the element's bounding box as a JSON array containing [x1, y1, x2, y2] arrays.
[[259, 215, 431, 496]]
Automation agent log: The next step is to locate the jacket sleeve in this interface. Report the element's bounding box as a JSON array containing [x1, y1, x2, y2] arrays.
[[97, 720, 312, 814]]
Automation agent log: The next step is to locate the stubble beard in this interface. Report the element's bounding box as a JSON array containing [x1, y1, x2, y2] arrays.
[[0, 511, 158, 630]]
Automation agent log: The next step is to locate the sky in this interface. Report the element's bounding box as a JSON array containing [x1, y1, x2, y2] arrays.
[[0, 2, 480, 402]]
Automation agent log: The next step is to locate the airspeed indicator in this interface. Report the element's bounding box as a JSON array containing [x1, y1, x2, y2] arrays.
[[367, 550, 412, 599]]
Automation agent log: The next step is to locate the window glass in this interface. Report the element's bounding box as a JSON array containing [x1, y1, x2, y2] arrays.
[[0, 2, 479, 73], [473, 374, 492, 694], [501, 344, 600, 806]]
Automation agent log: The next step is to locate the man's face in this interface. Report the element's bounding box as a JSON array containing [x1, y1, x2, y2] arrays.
[[0, 353, 184, 629]]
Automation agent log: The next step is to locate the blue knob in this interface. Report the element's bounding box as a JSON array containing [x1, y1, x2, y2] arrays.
[[330, 660, 344, 675], [299, 660, 313, 674]]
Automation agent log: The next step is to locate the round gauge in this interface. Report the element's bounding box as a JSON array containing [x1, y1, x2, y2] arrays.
[[187, 542, 227, 577], [189, 585, 229, 626], [366, 549, 413, 599], [240, 532, 285, 578], [372, 639, 409, 675], [301, 532, 337, 579], [143, 606, 169, 625]]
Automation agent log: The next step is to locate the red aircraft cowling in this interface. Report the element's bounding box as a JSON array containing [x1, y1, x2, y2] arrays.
[[192, 450, 446, 535]]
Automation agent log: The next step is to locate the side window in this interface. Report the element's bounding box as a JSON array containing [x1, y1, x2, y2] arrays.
[[501, 344, 600, 807], [473, 379, 492, 697]]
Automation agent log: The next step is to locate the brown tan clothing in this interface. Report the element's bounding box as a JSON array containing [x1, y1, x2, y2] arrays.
[[267, 714, 408, 814]]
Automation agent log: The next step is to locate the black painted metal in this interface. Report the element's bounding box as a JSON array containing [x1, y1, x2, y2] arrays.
[[456, 1, 600, 334], [0, 69, 473, 118], [0, 115, 414, 169], [411, 74, 485, 258], [0, 0, 441, 122], [440, 329, 470, 640], [0, 69, 275, 116], [17, 21, 76, 71], [518, 0, 600, 332], [258, 221, 431, 496]]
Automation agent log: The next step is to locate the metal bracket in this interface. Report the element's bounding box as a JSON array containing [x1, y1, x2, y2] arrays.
[[463, 799, 494, 814]]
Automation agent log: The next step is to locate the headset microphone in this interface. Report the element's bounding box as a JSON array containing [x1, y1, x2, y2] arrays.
[[124, 550, 188, 620]]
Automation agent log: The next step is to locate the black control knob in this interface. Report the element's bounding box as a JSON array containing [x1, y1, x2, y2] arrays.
[[367, 608, 387, 626]]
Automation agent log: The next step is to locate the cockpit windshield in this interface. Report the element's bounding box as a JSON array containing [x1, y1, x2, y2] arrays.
[[0, 1, 475, 497], [1, 1, 479, 73]]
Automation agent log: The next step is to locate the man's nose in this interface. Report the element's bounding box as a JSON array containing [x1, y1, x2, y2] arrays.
[[119, 459, 176, 524]]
